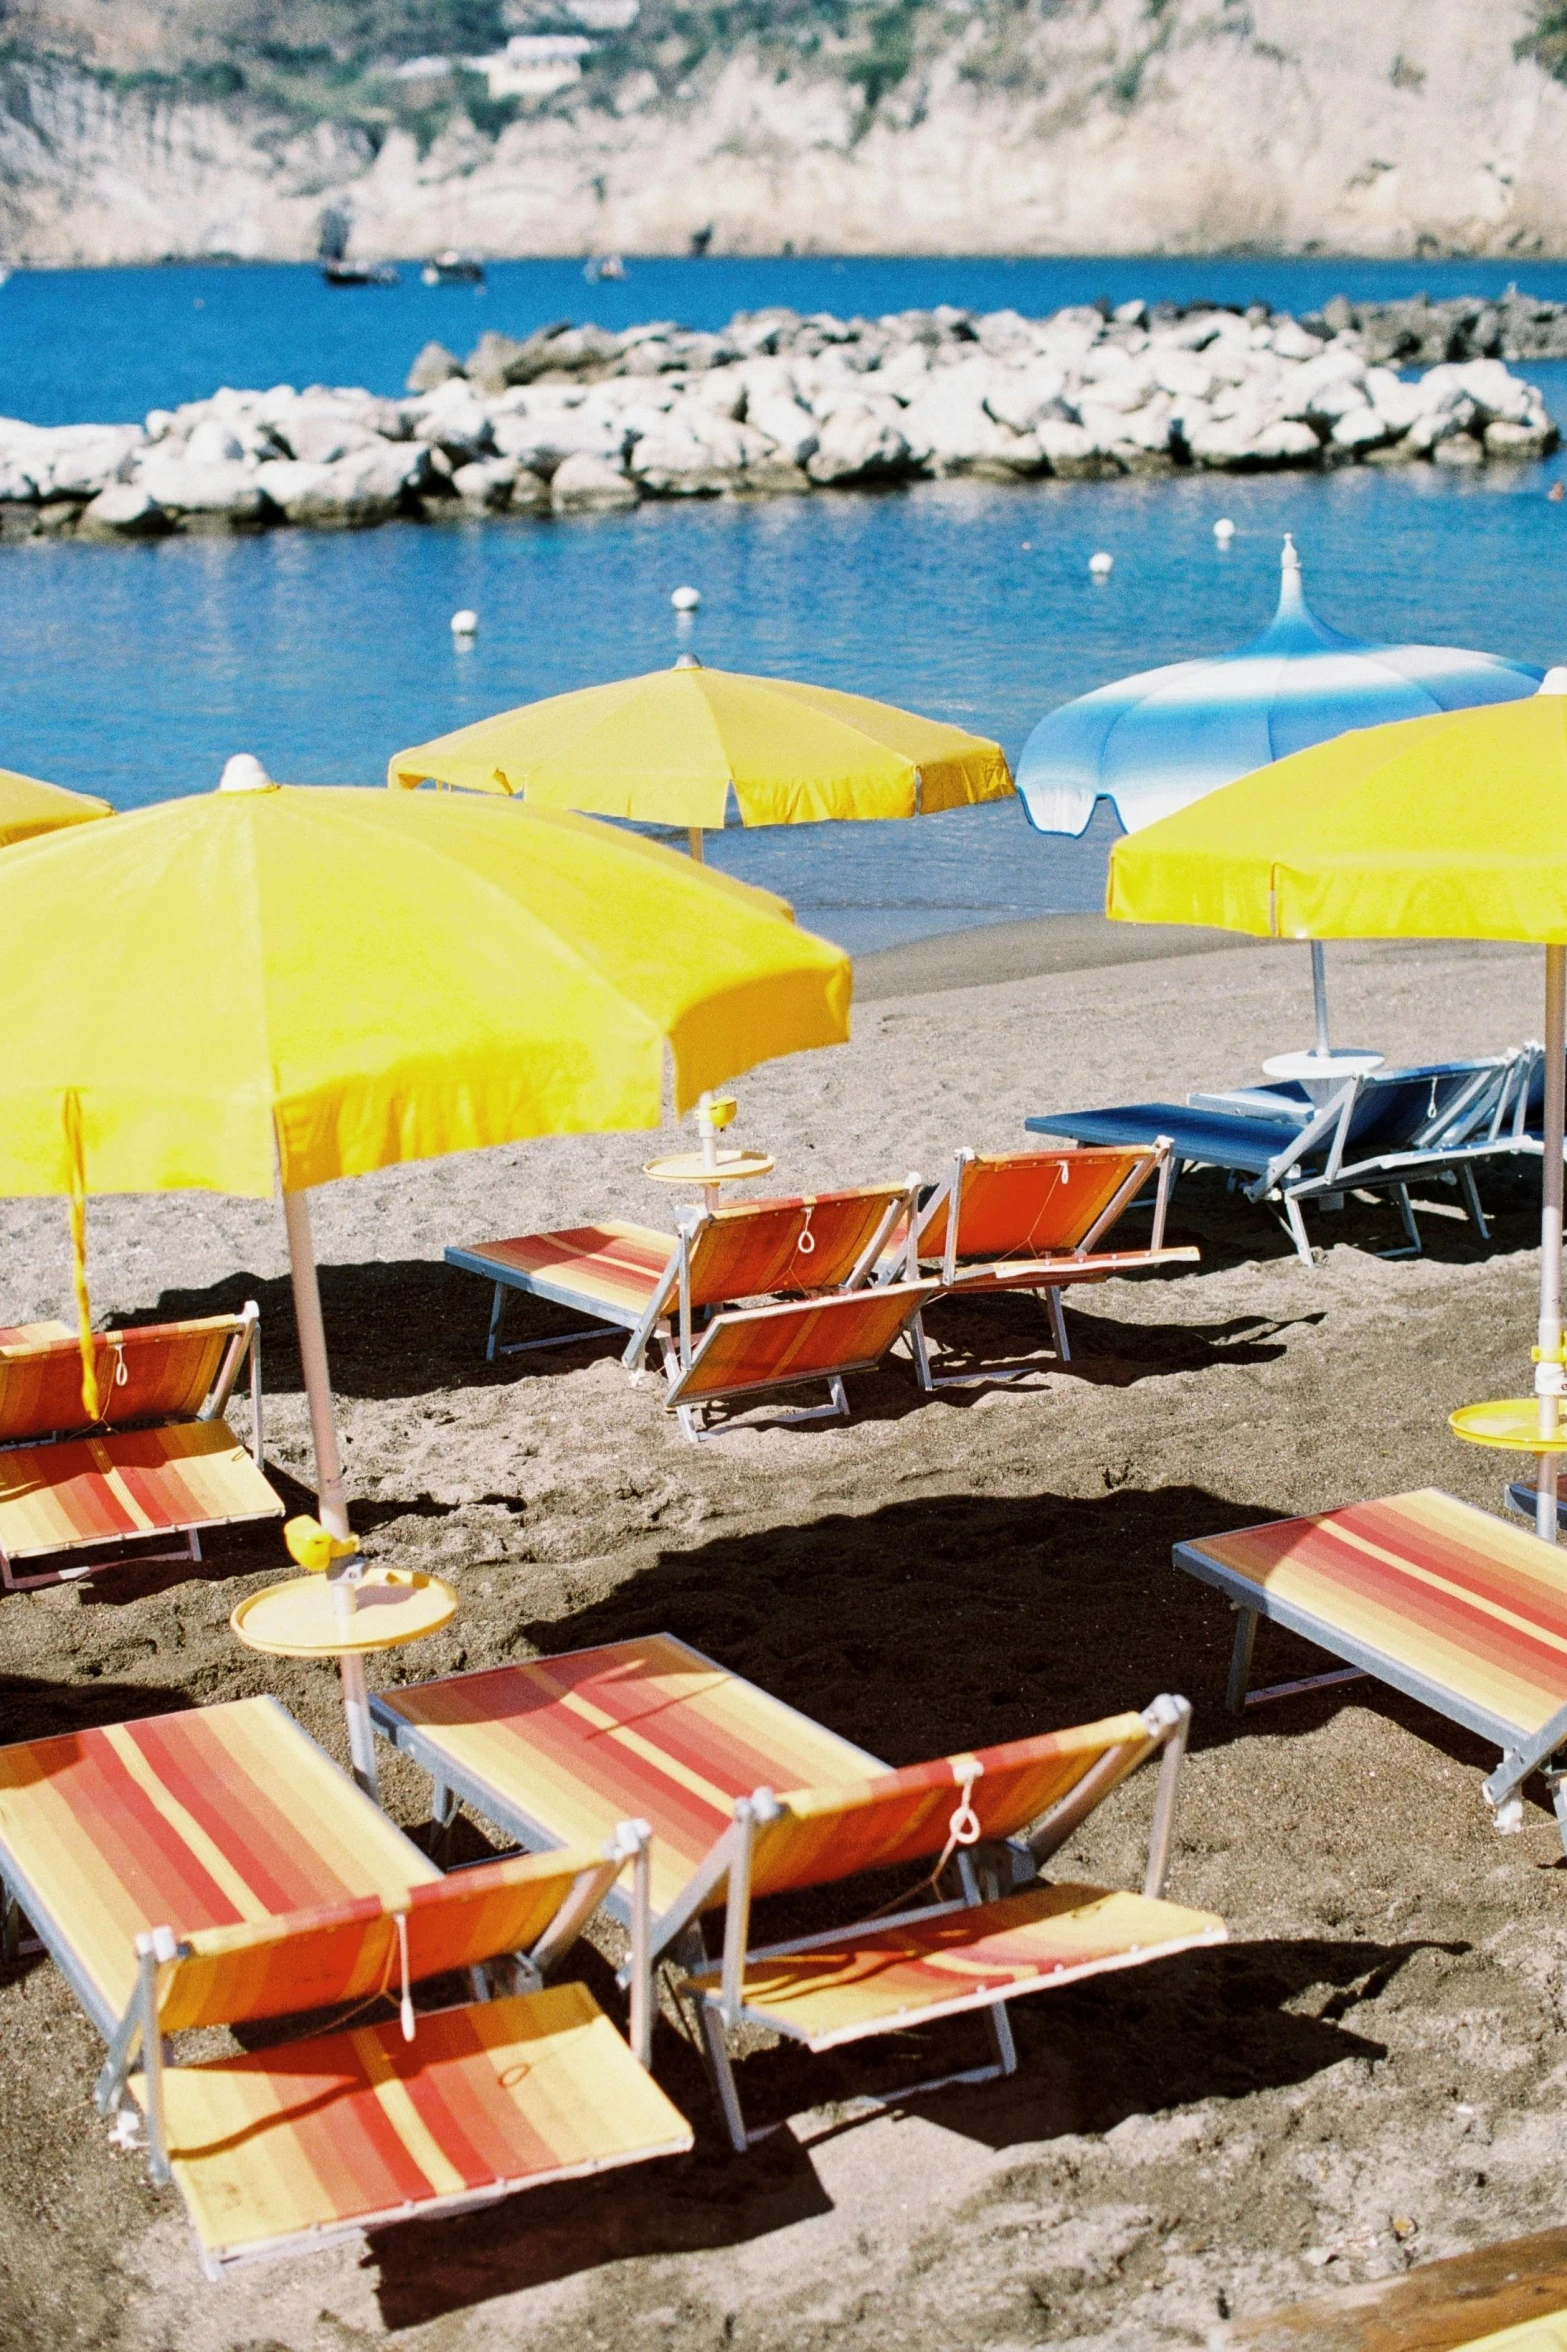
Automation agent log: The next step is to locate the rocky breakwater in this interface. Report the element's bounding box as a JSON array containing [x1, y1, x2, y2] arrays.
[[0, 298, 1557, 544]]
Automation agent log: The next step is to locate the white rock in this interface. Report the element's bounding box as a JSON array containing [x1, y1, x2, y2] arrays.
[[1485, 418, 1555, 456], [491, 409, 628, 469], [0, 459, 36, 501], [1433, 432, 1485, 467], [1035, 418, 1105, 476], [1454, 359, 1538, 425], [452, 457, 521, 507], [185, 418, 246, 466], [277, 411, 379, 466], [1255, 419, 1327, 461], [1151, 352, 1216, 401], [255, 441, 422, 523], [31, 424, 143, 498], [898, 370, 1023, 470], [550, 452, 639, 509], [136, 456, 268, 520], [805, 404, 910, 483], [1269, 319, 1324, 361], [746, 394, 819, 464], [875, 343, 933, 399], [983, 364, 1068, 434], [79, 482, 169, 535], [1331, 407, 1393, 450]]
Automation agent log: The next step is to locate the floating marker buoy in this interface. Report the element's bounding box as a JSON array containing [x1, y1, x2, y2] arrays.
[[1088, 551, 1113, 578], [217, 753, 275, 794], [671, 585, 701, 611], [450, 608, 478, 637], [1213, 517, 1236, 544]]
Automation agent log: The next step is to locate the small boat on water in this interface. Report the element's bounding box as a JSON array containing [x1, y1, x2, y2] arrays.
[[317, 207, 399, 288], [583, 254, 626, 283], [422, 251, 485, 285]]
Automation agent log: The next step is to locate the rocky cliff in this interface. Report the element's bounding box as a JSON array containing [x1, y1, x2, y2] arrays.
[[5, 0, 1567, 265]]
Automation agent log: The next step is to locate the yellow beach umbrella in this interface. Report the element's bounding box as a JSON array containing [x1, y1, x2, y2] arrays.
[[0, 766, 111, 848], [0, 779, 851, 1552], [1106, 689, 1567, 1536], [387, 658, 1013, 859]]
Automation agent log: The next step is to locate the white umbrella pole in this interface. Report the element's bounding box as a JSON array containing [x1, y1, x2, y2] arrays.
[[282, 1186, 350, 1539], [1310, 943, 1331, 1056], [281, 1186, 377, 1793], [1537, 945, 1566, 1542]]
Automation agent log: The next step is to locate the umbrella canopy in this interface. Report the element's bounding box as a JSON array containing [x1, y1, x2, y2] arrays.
[[388, 659, 1013, 852], [0, 784, 849, 1201], [0, 780, 850, 1546], [1107, 689, 1567, 1539], [0, 766, 112, 849], [1017, 537, 1542, 841]]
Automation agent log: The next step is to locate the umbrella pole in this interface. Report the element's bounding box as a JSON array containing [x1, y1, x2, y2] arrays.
[[688, 827, 705, 863], [1537, 946, 1567, 1543], [1310, 943, 1331, 1057], [281, 1186, 377, 1791]]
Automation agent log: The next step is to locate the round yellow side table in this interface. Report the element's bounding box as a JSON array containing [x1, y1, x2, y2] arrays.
[[1450, 1398, 1567, 1544], [232, 1526, 457, 1798]]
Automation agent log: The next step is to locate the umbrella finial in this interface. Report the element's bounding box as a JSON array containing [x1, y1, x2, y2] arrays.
[[1539, 667, 1567, 696], [1275, 533, 1308, 624], [673, 652, 703, 671], [218, 754, 277, 794]]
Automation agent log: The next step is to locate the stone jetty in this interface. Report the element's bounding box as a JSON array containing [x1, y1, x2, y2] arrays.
[[1, 297, 1558, 540]]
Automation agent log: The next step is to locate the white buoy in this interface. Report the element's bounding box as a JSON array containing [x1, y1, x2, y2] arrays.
[[671, 585, 701, 611], [450, 608, 478, 637], [1088, 551, 1113, 578], [217, 753, 275, 794], [1213, 518, 1236, 545]]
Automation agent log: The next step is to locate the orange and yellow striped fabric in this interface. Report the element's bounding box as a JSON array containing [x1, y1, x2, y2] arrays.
[[375, 1636, 882, 1917], [695, 1883, 1225, 2049], [940, 1243, 1196, 1295], [0, 1321, 72, 1346], [915, 1149, 1146, 1265], [0, 1314, 242, 1444], [668, 1284, 933, 1408], [749, 1714, 1153, 1899], [686, 1188, 905, 1306], [463, 1224, 676, 1317], [1190, 1489, 1567, 1741], [0, 1697, 437, 2026], [141, 1982, 694, 2266], [0, 1420, 279, 1562], [160, 1848, 609, 2031]]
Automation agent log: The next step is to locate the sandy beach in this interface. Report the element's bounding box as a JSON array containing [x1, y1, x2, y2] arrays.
[[2, 918, 1563, 2352]]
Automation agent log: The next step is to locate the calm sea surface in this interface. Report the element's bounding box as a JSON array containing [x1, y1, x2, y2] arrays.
[[3, 255, 1566, 950]]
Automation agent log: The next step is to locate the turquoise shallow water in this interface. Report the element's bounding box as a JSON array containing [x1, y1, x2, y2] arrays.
[[2, 257, 1567, 950]]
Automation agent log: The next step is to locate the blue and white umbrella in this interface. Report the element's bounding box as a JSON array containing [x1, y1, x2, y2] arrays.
[[1016, 536, 1543, 1046]]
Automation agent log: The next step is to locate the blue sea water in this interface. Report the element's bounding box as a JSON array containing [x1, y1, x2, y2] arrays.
[[2, 256, 1566, 951]]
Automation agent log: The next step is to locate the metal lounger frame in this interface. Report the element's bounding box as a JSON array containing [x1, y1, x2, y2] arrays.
[[1176, 1053, 1532, 1266], [0, 1302, 266, 1592], [905, 1141, 1177, 1390], [454, 1184, 916, 1375], [658, 1695, 1195, 2151], [1173, 1535, 1567, 1850]]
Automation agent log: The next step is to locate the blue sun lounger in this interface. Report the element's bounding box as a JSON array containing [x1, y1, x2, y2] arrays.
[[1028, 1052, 1530, 1264]]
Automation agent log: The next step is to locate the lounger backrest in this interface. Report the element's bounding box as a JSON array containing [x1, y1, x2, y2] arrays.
[[156, 1846, 609, 2032], [916, 1150, 1148, 1265], [0, 1314, 243, 1446], [1339, 1063, 1499, 1156], [667, 1284, 936, 1409], [745, 1712, 1154, 1899], [684, 1187, 907, 1308]]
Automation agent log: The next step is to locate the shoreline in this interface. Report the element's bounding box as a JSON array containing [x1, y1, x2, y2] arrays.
[[852, 911, 1253, 999]]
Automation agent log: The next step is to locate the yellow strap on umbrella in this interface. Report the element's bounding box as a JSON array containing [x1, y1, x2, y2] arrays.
[[63, 1091, 99, 1423]]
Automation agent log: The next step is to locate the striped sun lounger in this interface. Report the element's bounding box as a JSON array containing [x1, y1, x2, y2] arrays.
[[898, 1143, 1197, 1389], [1174, 1489, 1567, 1846], [0, 1696, 691, 2274], [448, 1183, 915, 1371], [0, 1307, 279, 1589], [372, 1636, 1224, 2148]]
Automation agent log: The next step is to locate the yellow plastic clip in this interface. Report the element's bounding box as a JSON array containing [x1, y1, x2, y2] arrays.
[[707, 1095, 738, 1131], [1532, 1346, 1567, 1367], [284, 1515, 360, 1574]]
